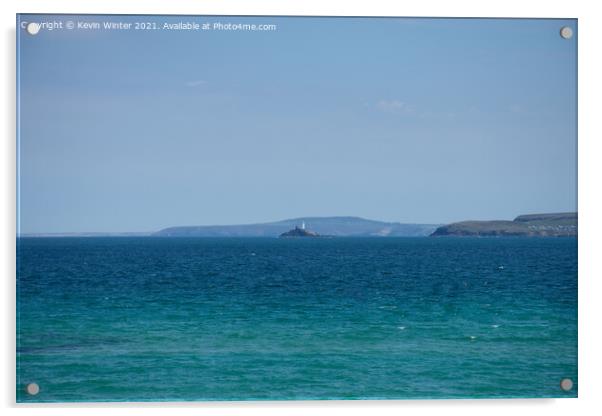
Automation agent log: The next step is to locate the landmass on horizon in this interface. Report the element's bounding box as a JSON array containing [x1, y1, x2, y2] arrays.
[[430, 212, 577, 237], [19, 212, 577, 238], [154, 216, 438, 237]]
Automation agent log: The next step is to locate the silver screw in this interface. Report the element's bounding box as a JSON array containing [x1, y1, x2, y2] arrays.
[[560, 378, 573, 391], [560, 26, 573, 39], [26, 383, 40, 395], [26, 22, 41, 36]]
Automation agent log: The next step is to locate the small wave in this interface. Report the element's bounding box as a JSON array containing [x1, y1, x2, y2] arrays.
[[397, 326, 406, 330], [378, 305, 397, 310], [491, 324, 500, 328], [469, 335, 477, 340]]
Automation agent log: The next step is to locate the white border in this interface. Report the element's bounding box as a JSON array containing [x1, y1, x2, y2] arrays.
[[3, 1, 601, 415]]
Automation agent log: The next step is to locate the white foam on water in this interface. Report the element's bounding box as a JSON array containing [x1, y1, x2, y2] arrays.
[[470, 335, 477, 340], [397, 326, 406, 330], [492, 324, 500, 328]]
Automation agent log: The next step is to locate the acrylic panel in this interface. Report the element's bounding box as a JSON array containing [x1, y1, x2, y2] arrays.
[[16, 14, 577, 402]]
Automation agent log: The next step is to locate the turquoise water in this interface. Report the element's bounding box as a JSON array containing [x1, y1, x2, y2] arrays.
[[17, 237, 577, 402]]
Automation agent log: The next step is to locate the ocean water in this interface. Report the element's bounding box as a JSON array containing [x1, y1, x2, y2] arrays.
[[16, 237, 577, 402]]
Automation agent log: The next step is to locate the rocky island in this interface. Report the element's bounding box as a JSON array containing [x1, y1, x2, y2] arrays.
[[279, 222, 320, 238], [430, 212, 577, 237]]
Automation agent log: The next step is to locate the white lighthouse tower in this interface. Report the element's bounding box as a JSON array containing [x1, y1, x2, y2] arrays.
[[301, 221, 306, 230]]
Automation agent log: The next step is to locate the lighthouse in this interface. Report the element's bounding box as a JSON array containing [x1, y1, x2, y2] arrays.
[[301, 221, 306, 230]]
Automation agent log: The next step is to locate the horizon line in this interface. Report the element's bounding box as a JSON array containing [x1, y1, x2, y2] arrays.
[[17, 211, 577, 236]]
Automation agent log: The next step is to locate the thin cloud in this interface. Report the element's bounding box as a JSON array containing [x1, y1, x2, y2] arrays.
[[186, 80, 207, 87], [509, 104, 525, 114], [376, 99, 415, 116]]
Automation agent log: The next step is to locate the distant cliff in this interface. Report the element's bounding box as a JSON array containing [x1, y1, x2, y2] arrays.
[[154, 217, 440, 237], [430, 212, 577, 237]]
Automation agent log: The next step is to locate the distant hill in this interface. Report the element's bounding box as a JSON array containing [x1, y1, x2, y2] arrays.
[[19, 231, 153, 238], [154, 217, 440, 237], [430, 212, 577, 237]]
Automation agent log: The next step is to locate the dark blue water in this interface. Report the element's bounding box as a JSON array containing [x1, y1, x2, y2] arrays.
[[17, 237, 577, 402]]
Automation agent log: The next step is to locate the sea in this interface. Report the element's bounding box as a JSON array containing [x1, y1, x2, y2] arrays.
[[16, 237, 578, 402]]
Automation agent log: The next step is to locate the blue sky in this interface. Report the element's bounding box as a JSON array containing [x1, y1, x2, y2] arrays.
[[17, 16, 577, 233]]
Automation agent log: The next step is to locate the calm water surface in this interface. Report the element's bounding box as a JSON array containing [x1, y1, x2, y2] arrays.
[[17, 237, 577, 401]]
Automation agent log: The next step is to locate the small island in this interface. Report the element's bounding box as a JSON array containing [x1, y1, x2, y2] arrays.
[[279, 222, 320, 238]]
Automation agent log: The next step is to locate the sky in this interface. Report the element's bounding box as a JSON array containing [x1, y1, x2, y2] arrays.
[[17, 15, 577, 233]]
